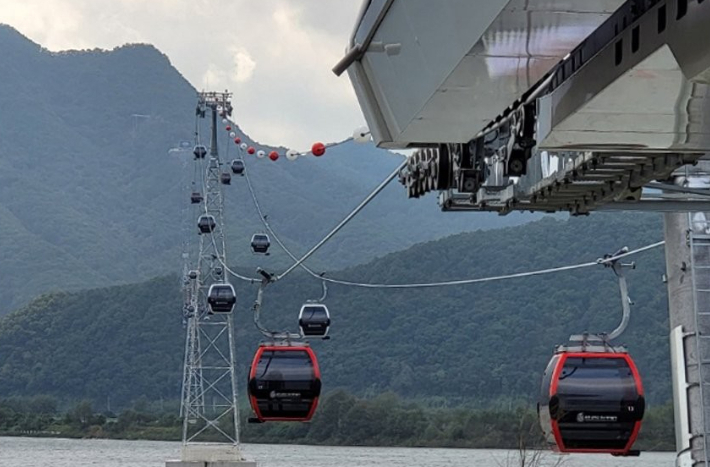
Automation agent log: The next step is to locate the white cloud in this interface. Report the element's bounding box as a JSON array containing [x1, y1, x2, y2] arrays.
[[0, 0, 365, 149], [231, 47, 256, 83], [201, 63, 228, 92]]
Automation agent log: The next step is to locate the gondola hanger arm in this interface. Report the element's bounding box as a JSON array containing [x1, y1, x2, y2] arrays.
[[597, 247, 635, 341], [252, 269, 300, 341]]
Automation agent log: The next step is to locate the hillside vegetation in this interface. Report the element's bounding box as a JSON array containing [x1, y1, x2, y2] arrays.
[[0, 394, 675, 451], [0, 24, 537, 315], [0, 213, 671, 409]]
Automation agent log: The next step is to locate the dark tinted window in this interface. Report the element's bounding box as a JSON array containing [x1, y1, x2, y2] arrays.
[[215, 286, 233, 298], [255, 350, 314, 382], [557, 357, 637, 398], [302, 306, 328, 320]]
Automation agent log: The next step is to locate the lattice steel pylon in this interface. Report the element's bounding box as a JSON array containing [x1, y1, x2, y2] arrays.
[[180, 151, 205, 419], [180, 91, 243, 459]]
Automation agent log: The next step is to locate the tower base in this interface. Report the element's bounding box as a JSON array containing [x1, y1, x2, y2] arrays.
[[166, 462, 256, 467], [166, 444, 256, 467]]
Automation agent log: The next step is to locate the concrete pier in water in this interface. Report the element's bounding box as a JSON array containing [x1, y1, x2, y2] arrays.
[[166, 444, 256, 467]]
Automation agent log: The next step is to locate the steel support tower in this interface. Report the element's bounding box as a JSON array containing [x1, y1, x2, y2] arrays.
[[177, 91, 247, 464], [180, 156, 205, 419]]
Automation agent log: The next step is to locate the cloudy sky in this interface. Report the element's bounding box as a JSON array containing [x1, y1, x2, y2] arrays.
[[0, 0, 365, 150]]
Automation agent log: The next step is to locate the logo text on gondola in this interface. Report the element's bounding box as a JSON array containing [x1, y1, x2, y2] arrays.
[[270, 391, 301, 399], [576, 412, 618, 423]]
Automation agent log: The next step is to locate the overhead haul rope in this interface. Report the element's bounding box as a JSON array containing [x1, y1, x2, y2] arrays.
[[313, 241, 665, 289], [236, 141, 665, 288], [241, 157, 665, 288], [192, 106, 259, 284], [273, 160, 407, 281], [199, 139, 260, 284], [212, 122, 667, 291]]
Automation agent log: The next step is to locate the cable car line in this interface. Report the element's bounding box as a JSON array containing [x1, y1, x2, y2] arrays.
[[222, 127, 662, 295], [238, 152, 666, 290], [246, 163, 665, 288], [273, 161, 407, 281], [194, 119, 260, 284], [240, 157, 322, 277], [198, 162, 260, 284], [309, 242, 664, 289]]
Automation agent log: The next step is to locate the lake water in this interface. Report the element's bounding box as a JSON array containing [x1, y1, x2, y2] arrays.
[[0, 437, 676, 467]]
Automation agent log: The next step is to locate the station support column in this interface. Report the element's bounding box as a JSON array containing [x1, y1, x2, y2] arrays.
[[665, 170, 710, 467]]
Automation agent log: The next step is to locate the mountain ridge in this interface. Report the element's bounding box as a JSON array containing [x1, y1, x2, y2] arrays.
[[0, 24, 541, 315]]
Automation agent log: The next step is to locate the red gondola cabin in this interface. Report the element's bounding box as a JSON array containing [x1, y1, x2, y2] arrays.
[[248, 344, 321, 422], [538, 335, 645, 456]]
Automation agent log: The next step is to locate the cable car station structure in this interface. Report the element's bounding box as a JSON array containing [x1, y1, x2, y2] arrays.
[[334, 0, 710, 465]]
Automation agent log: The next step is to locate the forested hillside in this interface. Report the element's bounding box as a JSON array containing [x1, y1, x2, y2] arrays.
[[0, 212, 671, 409], [0, 24, 539, 316]]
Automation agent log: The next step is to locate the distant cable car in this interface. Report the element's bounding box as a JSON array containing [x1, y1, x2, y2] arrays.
[[298, 304, 331, 338], [207, 283, 236, 313], [188, 270, 198, 280], [231, 159, 245, 175], [248, 344, 321, 422], [198, 215, 216, 234], [538, 335, 644, 456], [191, 192, 203, 204], [251, 234, 270, 254], [220, 172, 232, 185], [193, 145, 207, 160]]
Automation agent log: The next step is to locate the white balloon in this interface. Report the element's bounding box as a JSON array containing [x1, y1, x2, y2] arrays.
[[222, 118, 228, 124], [257, 150, 266, 159], [285, 149, 299, 161], [240, 143, 248, 150], [353, 126, 371, 144], [229, 132, 236, 138]]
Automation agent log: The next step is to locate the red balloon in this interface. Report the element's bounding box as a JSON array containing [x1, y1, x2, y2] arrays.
[[247, 146, 256, 155], [311, 142, 326, 157], [268, 151, 279, 161], [225, 125, 232, 131], [234, 137, 241, 144]]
